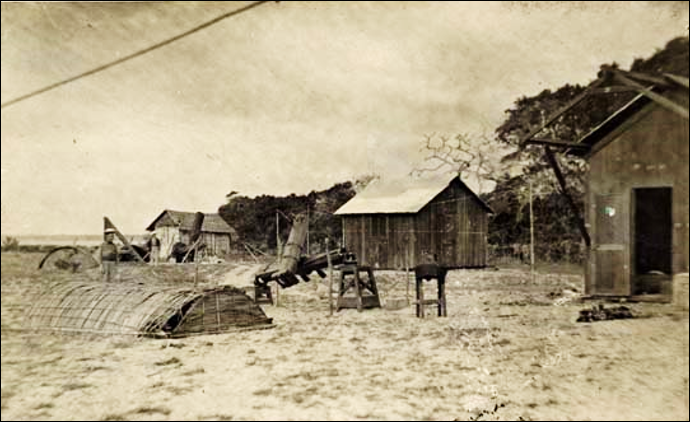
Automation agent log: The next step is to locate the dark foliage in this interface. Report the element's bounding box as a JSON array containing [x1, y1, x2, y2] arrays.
[[218, 182, 356, 253], [486, 36, 688, 254]]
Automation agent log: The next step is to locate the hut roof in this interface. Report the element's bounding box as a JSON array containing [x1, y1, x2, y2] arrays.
[[26, 282, 272, 337], [565, 73, 688, 157], [569, 90, 687, 157], [334, 174, 492, 215], [146, 210, 236, 234]]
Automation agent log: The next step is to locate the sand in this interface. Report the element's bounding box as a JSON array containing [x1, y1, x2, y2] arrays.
[[1, 252, 688, 421]]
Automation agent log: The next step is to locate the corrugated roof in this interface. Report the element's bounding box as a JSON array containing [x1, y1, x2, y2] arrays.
[[334, 174, 492, 215], [146, 210, 236, 234]]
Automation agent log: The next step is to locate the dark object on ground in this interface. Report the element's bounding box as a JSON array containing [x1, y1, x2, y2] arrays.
[[577, 304, 634, 322], [119, 244, 151, 262], [38, 246, 100, 272], [254, 212, 354, 303], [336, 263, 382, 312], [169, 242, 206, 263], [414, 263, 448, 318]]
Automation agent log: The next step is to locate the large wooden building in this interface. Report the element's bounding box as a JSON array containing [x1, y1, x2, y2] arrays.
[[146, 210, 237, 260], [524, 69, 688, 302], [334, 175, 492, 269]]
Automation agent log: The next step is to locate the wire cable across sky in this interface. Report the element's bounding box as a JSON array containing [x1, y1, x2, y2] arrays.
[[1, 0, 273, 109]]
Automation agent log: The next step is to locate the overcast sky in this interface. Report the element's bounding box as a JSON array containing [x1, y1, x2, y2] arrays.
[[1, 1, 688, 235]]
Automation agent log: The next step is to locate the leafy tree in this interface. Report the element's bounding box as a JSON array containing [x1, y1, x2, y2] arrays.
[[218, 181, 360, 253], [1, 236, 20, 252], [422, 36, 689, 256]]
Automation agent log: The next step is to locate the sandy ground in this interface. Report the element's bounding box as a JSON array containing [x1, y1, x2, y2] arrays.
[[1, 252, 688, 421]]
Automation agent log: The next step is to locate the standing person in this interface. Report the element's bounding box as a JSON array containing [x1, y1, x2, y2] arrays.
[[101, 228, 119, 282], [149, 231, 161, 265]]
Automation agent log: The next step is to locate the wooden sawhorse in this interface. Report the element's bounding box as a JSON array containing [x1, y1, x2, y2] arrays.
[[254, 282, 273, 305], [337, 264, 381, 312], [414, 264, 448, 318]]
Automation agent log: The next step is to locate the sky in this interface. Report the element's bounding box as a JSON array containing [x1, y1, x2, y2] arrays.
[[1, 1, 688, 236]]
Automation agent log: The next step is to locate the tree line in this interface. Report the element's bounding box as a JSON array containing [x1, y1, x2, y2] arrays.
[[218, 36, 688, 261]]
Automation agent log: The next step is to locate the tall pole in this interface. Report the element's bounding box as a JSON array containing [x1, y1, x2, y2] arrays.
[[406, 239, 411, 306], [306, 206, 310, 255], [326, 237, 334, 316], [194, 243, 200, 290], [529, 179, 535, 279], [275, 211, 281, 307]]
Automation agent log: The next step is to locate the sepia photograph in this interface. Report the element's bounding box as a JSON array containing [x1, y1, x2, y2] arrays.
[[1, 1, 688, 420]]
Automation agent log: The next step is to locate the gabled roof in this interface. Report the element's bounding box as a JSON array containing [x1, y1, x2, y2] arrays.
[[334, 174, 492, 215], [146, 210, 236, 234], [568, 92, 651, 157], [520, 70, 689, 156], [569, 77, 689, 157]]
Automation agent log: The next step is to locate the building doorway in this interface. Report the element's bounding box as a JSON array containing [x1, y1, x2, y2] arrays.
[[632, 187, 673, 295]]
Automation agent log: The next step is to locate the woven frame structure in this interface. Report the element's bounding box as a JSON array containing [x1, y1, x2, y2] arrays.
[[25, 281, 272, 338]]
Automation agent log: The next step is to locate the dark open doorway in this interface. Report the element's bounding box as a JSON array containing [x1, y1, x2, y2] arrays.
[[633, 187, 673, 295]]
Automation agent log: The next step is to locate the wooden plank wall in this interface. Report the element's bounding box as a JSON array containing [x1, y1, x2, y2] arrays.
[[416, 182, 488, 268], [200, 232, 231, 257], [342, 180, 489, 269], [587, 89, 689, 296], [157, 226, 179, 261]]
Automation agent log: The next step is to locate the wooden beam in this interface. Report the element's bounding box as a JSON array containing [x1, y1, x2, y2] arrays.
[[619, 70, 673, 88], [542, 148, 591, 248], [519, 77, 605, 146], [104, 216, 146, 263], [326, 238, 334, 316], [613, 71, 689, 120], [182, 237, 203, 263], [525, 138, 591, 149], [664, 73, 690, 89], [589, 86, 639, 95]]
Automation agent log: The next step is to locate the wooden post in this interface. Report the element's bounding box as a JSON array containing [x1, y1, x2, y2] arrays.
[[306, 206, 310, 256], [194, 242, 200, 290], [405, 236, 411, 306], [354, 268, 363, 312], [182, 237, 202, 263], [326, 237, 334, 316], [243, 243, 259, 263], [276, 211, 281, 257], [544, 147, 591, 248], [104, 216, 145, 263], [437, 277, 444, 317], [529, 179, 535, 280], [416, 277, 423, 318], [275, 211, 281, 307]]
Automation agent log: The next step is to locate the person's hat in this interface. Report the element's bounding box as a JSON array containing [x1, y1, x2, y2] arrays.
[[104, 228, 116, 234]]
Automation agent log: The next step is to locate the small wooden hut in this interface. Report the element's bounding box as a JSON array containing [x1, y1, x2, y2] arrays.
[[146, 210, 236, 260], [334, 175, 492, 269], [522, 69, 688, 302]]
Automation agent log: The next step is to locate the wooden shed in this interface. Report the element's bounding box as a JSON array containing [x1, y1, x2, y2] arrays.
[[146, 210, 237, 260], [334, 175, 492, 269], [523, 69, 689, 302]]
